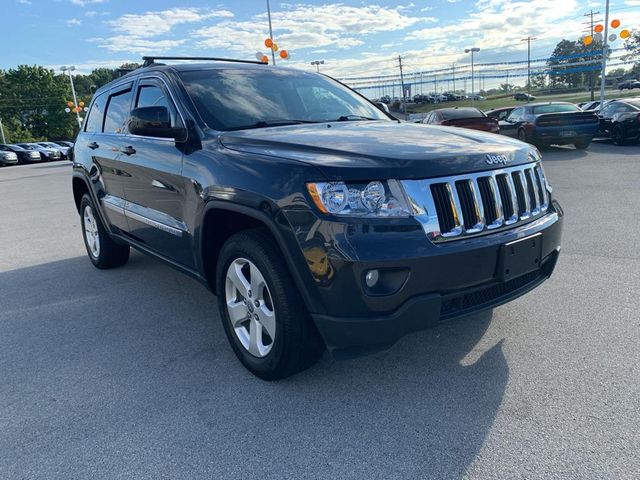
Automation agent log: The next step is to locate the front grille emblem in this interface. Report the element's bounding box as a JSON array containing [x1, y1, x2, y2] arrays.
[[486, 154, 509, 165]]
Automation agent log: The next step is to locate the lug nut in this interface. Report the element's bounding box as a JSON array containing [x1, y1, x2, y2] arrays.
[[254, 300, 260, 307], [248, 290, 252, 298], [253, 314, 259, 320]]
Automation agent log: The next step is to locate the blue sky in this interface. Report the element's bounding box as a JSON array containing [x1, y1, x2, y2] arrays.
[[3, 0, 639, 85]]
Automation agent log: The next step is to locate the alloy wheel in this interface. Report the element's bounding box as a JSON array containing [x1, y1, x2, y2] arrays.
[[224, 258, 276, 358], [83, 205, 100, 258]]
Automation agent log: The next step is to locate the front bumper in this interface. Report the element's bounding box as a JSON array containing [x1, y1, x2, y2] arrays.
[[285, 202, 563, 358]]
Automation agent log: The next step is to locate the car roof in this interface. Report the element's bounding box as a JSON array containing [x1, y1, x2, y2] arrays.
[[525, 101, 574, 107], [94, 62, 293, 96], [434, 107, 481, 112]]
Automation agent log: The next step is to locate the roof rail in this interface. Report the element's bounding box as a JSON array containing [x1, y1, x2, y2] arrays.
[[142, 56, 268, 67]]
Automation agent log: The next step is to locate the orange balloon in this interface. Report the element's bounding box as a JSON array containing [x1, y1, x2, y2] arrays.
[[260, 55, 269, 64], [67, 101, 74, 107], [583, 35, 593, 46], [594, 24, 604, 33], [611, 19, 620, 29], [264, 38, 273, 48], [620, 29, 630, 39], [279, 50, 288, 59], [79, 101, 85, 107], [271, 43, 278, 52]]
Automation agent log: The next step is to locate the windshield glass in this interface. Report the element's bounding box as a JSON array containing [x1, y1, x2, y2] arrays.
[[179, 68, 389, 130], [532, 104, 580, 114], [441, 108, 484, 120], [18, 144, 35, 150]]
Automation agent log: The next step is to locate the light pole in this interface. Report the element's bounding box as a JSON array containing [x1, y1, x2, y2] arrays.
[[61, 66, 82, 128], [599, 0, 610, 108], [266, 0, 276, 66], [0, 117, 6, 144], [310, 60, 325, 73], [465, 47, 480, 106]]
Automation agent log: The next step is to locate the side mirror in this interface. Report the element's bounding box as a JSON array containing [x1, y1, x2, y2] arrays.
[[375, 102, 390, 114], [128, 106, 186, 140]]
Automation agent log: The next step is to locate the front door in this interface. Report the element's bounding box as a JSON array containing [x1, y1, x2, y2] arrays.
[[118, 77, 193, 268]]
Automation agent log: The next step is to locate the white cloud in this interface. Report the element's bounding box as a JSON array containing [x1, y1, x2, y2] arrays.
[[109, 8, 234, 38], [17, 0, 32, 5], [71, 0, 106, 7], [89, 36, 186, 54], [66, 18, 82, 26], [194, 4, 422, 53]]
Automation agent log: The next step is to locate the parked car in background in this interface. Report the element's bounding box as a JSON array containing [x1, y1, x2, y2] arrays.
[[499, 102, 598, 149], [597, 97, 640, 145], [18, 143, 62, 161], [2, 144, 43, 163], [54, 140, 75, 148], [486, 107, 515, 122], [422, 107, 499, 133], [0, 145, 19, 166], [618, 79, 640, 91], [579, 101, 601, 111], [467, 94, 485, 101], [514, 93, 536, 101], [37, 141, 70, 160]]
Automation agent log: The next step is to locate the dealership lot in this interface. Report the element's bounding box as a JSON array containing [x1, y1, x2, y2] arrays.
[[1, 142, 639, 479]]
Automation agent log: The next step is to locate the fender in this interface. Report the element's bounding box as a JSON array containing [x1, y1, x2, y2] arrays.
[[197, 200, 326, 315], [71, 171, 115, 237]]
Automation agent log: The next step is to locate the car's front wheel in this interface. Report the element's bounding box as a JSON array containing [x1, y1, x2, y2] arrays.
[[611, 126, 626, 146], [216, 228, 324, 380], [574, 138, 591, 149], [80, 194, 130, 269]]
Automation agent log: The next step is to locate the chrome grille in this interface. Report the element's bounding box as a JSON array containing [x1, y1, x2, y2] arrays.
[[401, 162, 550, 242]]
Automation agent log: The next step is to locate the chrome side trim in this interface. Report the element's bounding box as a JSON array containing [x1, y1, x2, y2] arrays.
[[102, 194, 185, 237], [125, 210, 184, 237], [401, 161, 551, 243]]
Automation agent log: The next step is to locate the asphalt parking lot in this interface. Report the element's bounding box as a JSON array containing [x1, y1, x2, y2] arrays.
[[1, 141, 639, 479]]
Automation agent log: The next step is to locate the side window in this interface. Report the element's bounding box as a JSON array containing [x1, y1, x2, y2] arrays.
[[600, 104, 617, 117], [507, 108, 523, 122], [85, 92, 107, 133], [135, 83, 180, 126], [498, 110, 510, 121], [104, 88, 133, 134]]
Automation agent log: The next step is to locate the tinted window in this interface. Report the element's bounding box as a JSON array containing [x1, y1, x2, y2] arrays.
[[0, 145, 10, 151], [440, 108, 484, 120], [532, 104, 580, 114], [179, 68, 388, 130], [136, 84, 179, 126], [104, 89, 133, 134], [507, 108, 524, 122], [599, 103, 618, 117], [85, 92, 107, 133]]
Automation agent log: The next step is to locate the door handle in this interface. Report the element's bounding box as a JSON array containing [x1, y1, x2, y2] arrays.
[[121, 146, 136, 156], [87, 142, 99, 150]]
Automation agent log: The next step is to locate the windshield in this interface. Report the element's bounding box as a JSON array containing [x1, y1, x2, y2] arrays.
[[441, 108, 485, 120], [18, 144, 36, 150], [179, 68, 389, 130], [532, 104, 580, 115]]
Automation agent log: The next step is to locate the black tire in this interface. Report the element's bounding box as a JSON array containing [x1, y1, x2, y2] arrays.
[[574, 138, 591, 149], [79, 194, 130, 269], [517, 128, 530, 144], [611, 126, 626, 146], [216, 228, 324, 380]]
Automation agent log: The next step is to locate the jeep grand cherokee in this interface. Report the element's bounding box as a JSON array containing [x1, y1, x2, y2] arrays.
[[72, 57, 563, 379]]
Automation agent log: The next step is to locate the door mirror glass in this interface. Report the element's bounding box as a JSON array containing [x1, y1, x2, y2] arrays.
[[128, 106, 186, 140]]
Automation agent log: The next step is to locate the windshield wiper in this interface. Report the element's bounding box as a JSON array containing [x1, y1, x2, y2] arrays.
[[227, 119, 319, 131], [334, 115, 380, 122]]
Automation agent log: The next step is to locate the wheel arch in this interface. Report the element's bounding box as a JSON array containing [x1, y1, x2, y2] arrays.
[[198, 201, 323, 314]]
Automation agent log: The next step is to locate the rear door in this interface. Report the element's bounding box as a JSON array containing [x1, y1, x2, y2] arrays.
[[119, 76, 193, 267]]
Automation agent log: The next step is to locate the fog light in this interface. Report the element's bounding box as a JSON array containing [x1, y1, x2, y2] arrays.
[[365, 269, 379, 288]]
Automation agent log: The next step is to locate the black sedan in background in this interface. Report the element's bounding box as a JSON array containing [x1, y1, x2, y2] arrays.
[[0, 144, 43, 163], [0, 144, 19, 166], [37, 141, 70, 160], [597, 98, 640, 145], [499, 102, 598, 149], [17, 143, 61, 162]]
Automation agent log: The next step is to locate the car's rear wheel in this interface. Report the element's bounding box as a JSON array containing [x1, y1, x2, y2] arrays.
[[574, 138, 591, 149], [216, 228, 324, 380], [80, 194, 130, 269], [517, 128, 529, 144], [611, 126, 626, 146]]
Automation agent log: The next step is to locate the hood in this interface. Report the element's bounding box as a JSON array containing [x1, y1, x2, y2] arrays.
[[220, 121, 535, 181]]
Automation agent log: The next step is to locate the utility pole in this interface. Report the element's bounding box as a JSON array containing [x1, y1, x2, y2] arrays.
[[583, 9, 602, 101], [452, 64, 456, 92], [397, 55, 408, 118], [310, 60, 324, 73], [266, 0, 277, 65], [599, 0, 610, 108], [0, 117, 6, 144], [521, 36, 537, 101]]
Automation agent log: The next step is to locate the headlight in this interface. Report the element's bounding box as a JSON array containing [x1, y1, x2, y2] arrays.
[[307, 180, 410, 217]]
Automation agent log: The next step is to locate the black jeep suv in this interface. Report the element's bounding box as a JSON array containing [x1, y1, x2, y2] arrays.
[[72, 57, 563, 379]]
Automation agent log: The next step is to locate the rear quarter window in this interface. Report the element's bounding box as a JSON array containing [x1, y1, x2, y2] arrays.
[[85, 92, 107, 133]]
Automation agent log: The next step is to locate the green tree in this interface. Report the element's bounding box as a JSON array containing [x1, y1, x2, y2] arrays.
[[547, 38, 604, 89]]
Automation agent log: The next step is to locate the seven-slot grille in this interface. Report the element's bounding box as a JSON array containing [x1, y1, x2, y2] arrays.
[[401, 162, 549, 242]]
